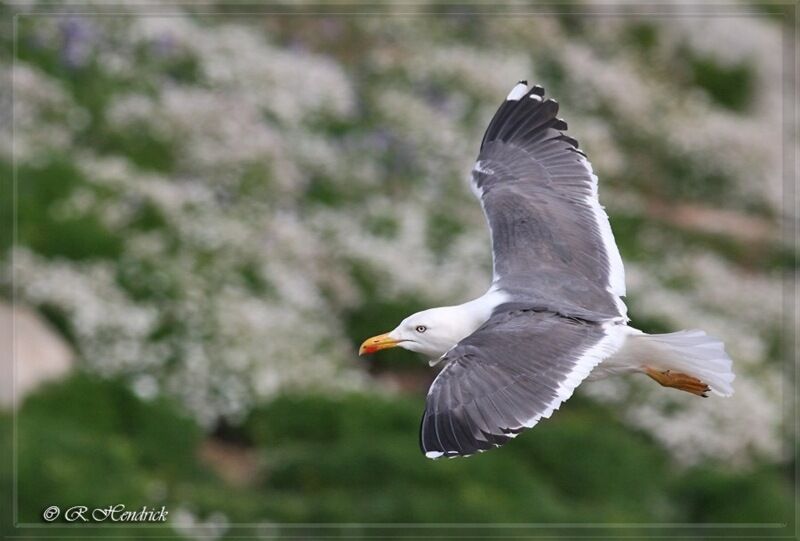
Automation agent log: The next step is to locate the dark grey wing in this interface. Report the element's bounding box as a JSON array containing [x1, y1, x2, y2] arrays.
[[472, 82, 626, 319], [420, 306, 624, 458]]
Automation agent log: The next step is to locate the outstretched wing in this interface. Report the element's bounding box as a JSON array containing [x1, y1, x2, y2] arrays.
[[420, 307, 625, 458], [472, 82, 626, 319]]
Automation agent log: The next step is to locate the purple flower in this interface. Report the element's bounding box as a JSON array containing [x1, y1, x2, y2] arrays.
[[150, 33, 177, 58], [59, 17, 94, 68]]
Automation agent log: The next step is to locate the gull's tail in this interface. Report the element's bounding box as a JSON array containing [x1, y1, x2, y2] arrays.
[[612, 329, 735, 397], [635, 330, 735, 396]]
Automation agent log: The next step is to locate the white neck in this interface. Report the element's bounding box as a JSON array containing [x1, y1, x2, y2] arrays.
[[415, 287, 509, 360], [455, 287, 508, 335]]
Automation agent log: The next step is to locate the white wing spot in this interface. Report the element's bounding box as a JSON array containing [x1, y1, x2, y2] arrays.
[[473, 161, 494, 175], [506, 83, 528, 101]]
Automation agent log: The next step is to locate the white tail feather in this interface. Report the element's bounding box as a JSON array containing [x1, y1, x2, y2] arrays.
[[623, 329, 735, 396]]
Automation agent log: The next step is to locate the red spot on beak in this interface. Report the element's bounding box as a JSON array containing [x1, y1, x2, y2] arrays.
[[359, 332, 399, 356]]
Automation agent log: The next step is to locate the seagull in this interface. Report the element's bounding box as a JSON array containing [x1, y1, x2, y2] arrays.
[[359, 82, 735, 459]]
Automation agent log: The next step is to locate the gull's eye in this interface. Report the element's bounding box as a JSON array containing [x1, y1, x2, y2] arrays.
[[415, 325, 427, 334]]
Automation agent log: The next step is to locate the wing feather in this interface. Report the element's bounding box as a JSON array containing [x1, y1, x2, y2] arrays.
[[420, 308, 626, 458], [471, 83, 627, 320]]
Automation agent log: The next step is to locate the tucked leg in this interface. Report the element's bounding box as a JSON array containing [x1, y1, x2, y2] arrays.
[[644, 367, 710, 397]]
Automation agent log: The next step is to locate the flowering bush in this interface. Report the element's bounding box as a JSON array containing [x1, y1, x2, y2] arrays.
[[3, 5, 791, 466]]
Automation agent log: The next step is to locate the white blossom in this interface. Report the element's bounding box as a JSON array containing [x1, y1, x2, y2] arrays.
[[3, 10, 787, 466]]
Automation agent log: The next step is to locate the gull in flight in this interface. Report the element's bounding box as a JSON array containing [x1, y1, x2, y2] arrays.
[[360, 82, 734, 459]]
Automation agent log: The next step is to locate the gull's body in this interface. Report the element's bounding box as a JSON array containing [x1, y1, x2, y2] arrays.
[[360, 82, 734, 459]]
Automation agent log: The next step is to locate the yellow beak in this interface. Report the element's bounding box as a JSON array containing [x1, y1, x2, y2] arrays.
[[359, 332, 400, 356]]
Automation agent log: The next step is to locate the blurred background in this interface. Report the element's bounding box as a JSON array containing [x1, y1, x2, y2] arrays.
[[0, 1, 796, 539]]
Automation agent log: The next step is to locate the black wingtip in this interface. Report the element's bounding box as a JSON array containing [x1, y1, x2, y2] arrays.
[[481, 81, 572, 152]]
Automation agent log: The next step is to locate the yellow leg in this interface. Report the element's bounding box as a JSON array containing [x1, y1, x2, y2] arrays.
[[644, 367, 710, 397]]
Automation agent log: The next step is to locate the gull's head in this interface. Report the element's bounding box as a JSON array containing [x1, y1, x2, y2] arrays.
[[359, 306, 467, 359]]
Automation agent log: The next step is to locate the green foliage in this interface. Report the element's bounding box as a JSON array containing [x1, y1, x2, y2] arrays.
[[671, 465, 793, 524], [4, 376, 793, 536], [749, 2, 793, 24], [248, 396, 666, 522], [689, 55, 755, 112], [610, 210, 794, 274], [556, 7, 588, 37], [95, 127, 177, 174], [305, 175, 349, 207], [9, 374, 202, 530], [363, 214, 399, 239], [625, 22, 660, 53], [0, 160, 13, 255], [14, 158, 123, 260], [426, 210, 465, 255]]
